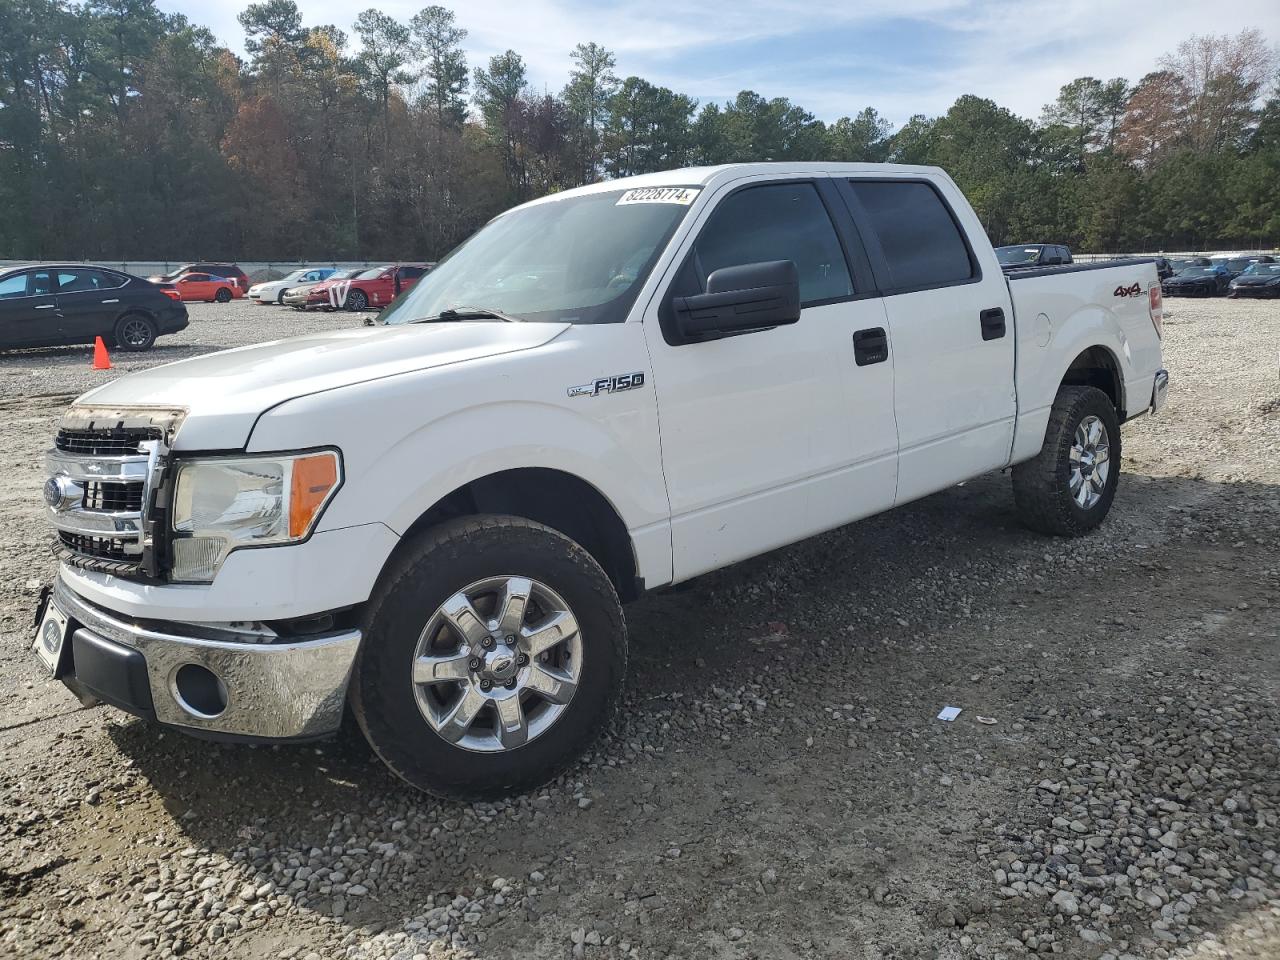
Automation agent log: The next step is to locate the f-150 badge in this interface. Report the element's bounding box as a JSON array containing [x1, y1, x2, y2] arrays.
[[567, 373, 645, 398]]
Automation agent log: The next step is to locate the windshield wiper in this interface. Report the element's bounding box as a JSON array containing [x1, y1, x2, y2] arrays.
[[410, 306, 522, 324]]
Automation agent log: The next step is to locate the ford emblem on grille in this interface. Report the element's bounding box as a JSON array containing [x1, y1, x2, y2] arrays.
[[43, 476, 79, 511]]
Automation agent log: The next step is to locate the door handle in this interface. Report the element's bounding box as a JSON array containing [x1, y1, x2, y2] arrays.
[[980, 307, 1006, 341], [35, 304, 56, 310], [101, 299, 119, 304], [853, 327, 889, 366]]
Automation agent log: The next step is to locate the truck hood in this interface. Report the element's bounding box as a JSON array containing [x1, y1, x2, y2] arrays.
[[75, 321, 570, 450]]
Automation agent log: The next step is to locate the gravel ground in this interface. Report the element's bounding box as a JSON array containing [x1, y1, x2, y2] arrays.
[[1, 297, 1278, 960]]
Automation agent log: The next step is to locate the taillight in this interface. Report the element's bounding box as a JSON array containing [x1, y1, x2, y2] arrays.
[[1148, 283, 1163, 339], [162, 288, 181, 301]]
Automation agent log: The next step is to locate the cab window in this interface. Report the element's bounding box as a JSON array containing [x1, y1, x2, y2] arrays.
[[681, 182, 853, 305]]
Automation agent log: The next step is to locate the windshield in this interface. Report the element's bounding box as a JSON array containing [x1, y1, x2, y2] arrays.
[[1242, 263, 1280, 277], [356, 267, 389, 280], [1177, 267, 1218, 277], [381, 187, 698, 325], [280, 269, 309, 282], [995, 246, 1043, 266]]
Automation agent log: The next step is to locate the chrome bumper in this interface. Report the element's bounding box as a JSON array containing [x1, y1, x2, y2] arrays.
[[52, 576, 360, 740], [1151, 369, 1170, 414]]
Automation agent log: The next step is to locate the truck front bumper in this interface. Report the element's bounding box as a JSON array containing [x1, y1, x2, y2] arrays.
[[47, 576, 360, 741]]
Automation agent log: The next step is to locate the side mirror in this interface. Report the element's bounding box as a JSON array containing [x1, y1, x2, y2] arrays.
[[673, 260, 800, 340]]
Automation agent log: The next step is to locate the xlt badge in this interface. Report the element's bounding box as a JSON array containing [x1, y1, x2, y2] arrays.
[[567, 372, 645, 398]]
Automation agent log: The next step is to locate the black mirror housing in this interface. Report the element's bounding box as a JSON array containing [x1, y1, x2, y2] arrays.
[[673, 260, 801, 340]]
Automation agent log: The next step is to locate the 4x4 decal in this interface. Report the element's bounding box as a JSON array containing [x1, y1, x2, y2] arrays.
[[1113, 282, 1142, 298]]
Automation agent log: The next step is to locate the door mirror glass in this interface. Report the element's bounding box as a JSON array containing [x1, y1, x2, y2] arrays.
[[673, 260, 800, 340]]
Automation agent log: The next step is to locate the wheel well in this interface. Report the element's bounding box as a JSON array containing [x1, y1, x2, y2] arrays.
[[401, 468, 640, 601], [1061, 346, 1123, 417]]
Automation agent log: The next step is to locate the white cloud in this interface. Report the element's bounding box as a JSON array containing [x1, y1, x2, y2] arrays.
[[166, 0, 1280, 124]]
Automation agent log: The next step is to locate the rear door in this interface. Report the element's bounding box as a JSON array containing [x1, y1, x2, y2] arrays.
[[54, 267, 126, 342], [0, 269, 61, 346], [644, 176, 898, 581], [837, 176, 1016, 505]]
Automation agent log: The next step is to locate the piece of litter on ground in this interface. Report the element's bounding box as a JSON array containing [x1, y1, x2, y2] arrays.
[[977, 716, 998, 725], [937, 706, 962, 722]]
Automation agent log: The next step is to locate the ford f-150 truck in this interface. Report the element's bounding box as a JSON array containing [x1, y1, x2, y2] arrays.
[[34, 163, 1168, 799]]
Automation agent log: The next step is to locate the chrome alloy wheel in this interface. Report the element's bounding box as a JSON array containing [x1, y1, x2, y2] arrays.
[[411, 576, 582, 753], [1069, 415, 1110, 509], [120, 318, 152, 347]]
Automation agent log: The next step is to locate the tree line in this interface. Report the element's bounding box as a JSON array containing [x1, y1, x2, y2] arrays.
[[1, 0, 1276, 261]]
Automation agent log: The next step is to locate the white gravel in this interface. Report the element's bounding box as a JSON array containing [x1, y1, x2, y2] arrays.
[[0, 296, 1278, 960]]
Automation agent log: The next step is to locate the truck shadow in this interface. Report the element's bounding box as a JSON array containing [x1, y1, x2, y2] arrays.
[[106, 468, 1280, 956]]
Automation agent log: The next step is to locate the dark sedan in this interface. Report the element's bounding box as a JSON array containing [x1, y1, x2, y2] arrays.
[[1228, 262, 1280, 298], [0, 264, 189, 351], [1161, 265, 1232, 297]]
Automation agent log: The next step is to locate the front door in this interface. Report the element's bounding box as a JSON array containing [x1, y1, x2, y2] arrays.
[[644, 177, 899, 582], [0, 269, 60, 347]]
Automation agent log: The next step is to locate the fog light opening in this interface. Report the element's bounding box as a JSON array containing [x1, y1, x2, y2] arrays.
[[172, 663, 228, 719]]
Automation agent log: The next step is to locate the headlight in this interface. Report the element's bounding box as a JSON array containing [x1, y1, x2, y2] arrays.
[[169, 450, 341, 582]]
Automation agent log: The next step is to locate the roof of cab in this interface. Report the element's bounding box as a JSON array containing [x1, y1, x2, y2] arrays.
[[513, 161, 951, 211]]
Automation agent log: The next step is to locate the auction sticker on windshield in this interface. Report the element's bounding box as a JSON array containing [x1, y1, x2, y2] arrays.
[[616, 187, 700, 205]]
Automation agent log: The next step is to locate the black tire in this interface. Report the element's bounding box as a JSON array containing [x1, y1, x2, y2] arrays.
[[276, 291, 286, 304], [346, 289, 369, 311], [351, 515, 627, 800], [214, 287, 232, 303], [1011, 385, 1121, 537], [113, 314, 157, 352]]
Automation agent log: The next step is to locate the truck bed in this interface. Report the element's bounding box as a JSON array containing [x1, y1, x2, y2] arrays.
[[1005, 257, 1163, 464]]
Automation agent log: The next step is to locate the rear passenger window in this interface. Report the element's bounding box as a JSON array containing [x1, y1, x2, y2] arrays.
[[691, 183, 853, 305], [848, 180, 974, 290]]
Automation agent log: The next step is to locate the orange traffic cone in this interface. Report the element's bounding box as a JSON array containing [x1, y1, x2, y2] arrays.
[[92, 336, 111, 370]]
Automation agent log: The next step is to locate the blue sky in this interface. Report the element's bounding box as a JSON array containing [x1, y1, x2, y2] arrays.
[[163, 0, 1280, 126]]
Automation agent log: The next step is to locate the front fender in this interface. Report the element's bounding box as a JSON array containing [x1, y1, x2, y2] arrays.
[[246, 343, 670, 585]]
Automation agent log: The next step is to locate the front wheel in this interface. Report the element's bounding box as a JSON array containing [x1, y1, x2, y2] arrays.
[[1011, 385, 1121, 537], [351, 515, 627, 800], [346, 289, 368, 311]]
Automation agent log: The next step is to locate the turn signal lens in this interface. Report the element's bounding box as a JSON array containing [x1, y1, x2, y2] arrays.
[[289, 453, 340, 537], [1148, 284, 1163, 339]]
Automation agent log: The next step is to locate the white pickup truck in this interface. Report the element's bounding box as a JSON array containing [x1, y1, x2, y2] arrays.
[[35, 163, 1168, 798]]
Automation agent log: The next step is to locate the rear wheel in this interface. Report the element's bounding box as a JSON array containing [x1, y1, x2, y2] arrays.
[[114, 314, 157, 352], [276, 291, 286, 304], [1012, 385, 1120, 537], [214, 287, 232, 303], [351, 515, 627, 799]]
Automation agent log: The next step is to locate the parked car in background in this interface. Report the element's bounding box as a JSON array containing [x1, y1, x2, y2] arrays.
[[331, 263, 433, 311], [1153, 257, 1174, 280], [1162, 264, 1231, 297], [0, 263, 188, 351], [995, 244, 1073, 270], [1228, 262, 1280, 298], [1210, 254, 1274, 279], [248, 267, 337, 305], [171, 271, 245, 303], [1168, 257, 1212, 274], [283, 268, 362, 310], [149, 262, 249, 289]]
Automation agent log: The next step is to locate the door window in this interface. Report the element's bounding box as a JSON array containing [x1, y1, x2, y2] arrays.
[[686, 182, 853, 305], [848, 180, 975, 291], [56, 268, 123, 292], [0, 273, 29, 299]]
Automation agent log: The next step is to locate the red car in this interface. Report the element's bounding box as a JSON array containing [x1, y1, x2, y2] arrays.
[[170, 271, 244, 303], [308, 263, 431, 311]]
